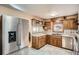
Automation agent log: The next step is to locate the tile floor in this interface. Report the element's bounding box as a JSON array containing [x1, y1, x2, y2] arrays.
[[9, 44, 75, 55]]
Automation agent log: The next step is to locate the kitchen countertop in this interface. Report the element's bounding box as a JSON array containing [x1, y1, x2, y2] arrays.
[[32, 33, 46, 37], [32, 32, 75, 38]]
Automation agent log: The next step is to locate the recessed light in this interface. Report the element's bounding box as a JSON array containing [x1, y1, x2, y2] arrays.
[[50, 11, 58, 17]]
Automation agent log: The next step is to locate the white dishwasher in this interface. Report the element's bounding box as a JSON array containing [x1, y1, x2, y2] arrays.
[[62, 37, 73, 50], [62, 30, 75, 50]]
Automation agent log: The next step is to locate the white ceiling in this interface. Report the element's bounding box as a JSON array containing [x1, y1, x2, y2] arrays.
[[8, 4, 79, 19]]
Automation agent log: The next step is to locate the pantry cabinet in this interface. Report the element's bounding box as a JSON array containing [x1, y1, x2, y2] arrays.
[[32, 35, 46, 49]]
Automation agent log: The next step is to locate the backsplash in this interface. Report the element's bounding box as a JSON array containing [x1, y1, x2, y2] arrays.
[[64, 30, 76, 35]]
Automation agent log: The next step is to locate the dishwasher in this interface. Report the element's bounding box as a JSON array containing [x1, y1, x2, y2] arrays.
[[62, 37, 73, 50]]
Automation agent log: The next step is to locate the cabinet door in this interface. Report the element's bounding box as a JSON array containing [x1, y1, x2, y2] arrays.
[[44, 21, 51, 31], [32, 36, 39, 48], [63, 20, 68, 29], [46, 35, 50, 44], [57, 38, 62, 47], [42, 36, 46, 45], [68, 20, 73, 29], [32, 36, 46, 49], [73, 20, 78, 29], [63, 19, 78, 29], [39, 36, 46, 48], [39, 36, 43, 48], [50, 35, 62, 47], [32, 36, 37, 48]]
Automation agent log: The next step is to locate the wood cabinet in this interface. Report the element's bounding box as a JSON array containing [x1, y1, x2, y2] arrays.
[[47, 35, 62, 47], [63, 20, 68, 29], [32, 35, 46, 49], [43, 20, 51, 31], [63, 14, 78, 29], [63, 19, 78, 29], [46, 35, 50, 44], [51, 14, 78, 30], [32, 35, 62, 49], [66, 14, 78, 20]]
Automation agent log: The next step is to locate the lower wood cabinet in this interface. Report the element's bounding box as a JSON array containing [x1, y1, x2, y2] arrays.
[[32, 35, 62, 49], [32, 35, 46, 49], [47, 35, 62, 47]]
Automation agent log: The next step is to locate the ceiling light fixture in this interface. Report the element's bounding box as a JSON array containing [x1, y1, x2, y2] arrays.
[[50, 11, 58, 17]]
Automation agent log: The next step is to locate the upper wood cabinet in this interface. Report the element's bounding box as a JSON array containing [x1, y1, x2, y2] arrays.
[[51, 17, 64, 32], [32, 19, 44, 26], [66, 15, 78, 20], [63, 20, 68, 29], [63, 19, 78, 29], [63, 14, 78, 30], [43, 20, 51, 31]]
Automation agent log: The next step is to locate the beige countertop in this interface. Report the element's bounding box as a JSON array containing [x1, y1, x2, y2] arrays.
[[32, 33, 46, 37], [32, 32, 75, 38]]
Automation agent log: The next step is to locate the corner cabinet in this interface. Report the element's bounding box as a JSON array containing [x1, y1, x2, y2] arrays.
[[47, 35, 62, 47], [32, 35, 46, 49]]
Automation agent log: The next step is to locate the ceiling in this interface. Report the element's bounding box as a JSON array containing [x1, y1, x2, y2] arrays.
[[1, 4, 79, 19]]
